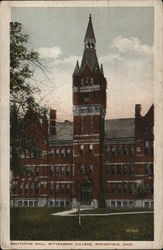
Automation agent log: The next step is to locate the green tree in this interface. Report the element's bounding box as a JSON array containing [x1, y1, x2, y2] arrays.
[[10, 22, 48, 173], [136, 183, 149, 199]]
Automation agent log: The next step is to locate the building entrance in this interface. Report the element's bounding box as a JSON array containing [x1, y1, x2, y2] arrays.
[[80, 182, 92, 204]]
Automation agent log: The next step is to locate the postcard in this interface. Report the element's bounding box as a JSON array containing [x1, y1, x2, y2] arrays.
[[0, 0, 163, 249]]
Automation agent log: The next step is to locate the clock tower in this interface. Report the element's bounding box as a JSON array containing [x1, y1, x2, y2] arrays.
[[72, 15, 107, 208]]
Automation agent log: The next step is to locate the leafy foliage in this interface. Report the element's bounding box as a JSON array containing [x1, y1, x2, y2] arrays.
[[136, 183, 149, 199], [10, 22, 48, 172]]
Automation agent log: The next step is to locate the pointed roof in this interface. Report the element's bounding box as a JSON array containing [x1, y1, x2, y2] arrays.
[[84, 14, 96, 42], [73, 60, 79, 75]]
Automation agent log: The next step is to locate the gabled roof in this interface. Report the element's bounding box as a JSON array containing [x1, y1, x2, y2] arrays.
[[84, 14, 96, 42]]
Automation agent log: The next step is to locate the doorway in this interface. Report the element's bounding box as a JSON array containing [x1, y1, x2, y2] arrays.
[[80, 182, 92, 204]]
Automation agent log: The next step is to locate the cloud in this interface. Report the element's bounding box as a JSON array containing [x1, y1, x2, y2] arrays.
[[111, 36, 153, 56], [38, 46, 62, 59]]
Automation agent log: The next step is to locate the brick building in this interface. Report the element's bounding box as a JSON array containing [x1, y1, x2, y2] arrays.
[[11, 15, 154, 209]]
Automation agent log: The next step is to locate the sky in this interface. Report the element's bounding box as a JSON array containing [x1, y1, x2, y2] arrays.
[[12, 7, 154, 121]]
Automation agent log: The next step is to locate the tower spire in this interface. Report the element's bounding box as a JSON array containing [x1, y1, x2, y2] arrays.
[[84, 14, 96, 43], [80, 14, 99, 72]]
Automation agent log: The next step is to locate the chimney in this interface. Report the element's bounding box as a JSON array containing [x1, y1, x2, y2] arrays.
[[49, 109, 56, 135], [135, 104, 142, 118]]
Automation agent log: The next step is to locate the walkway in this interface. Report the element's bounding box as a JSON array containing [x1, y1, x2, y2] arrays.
[[52, 209, 153, 217]]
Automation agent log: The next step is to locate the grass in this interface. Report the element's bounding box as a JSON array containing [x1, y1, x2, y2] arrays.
[[10, 207, 154, 241]]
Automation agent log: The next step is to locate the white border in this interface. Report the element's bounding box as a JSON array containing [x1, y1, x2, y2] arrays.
[[0, 1, 163, 249]]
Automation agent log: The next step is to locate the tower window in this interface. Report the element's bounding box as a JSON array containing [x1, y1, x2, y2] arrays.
[[89, 164, 93, 173], [80, 145, 84, 155], [124, 146, 128, 155], [90, 77, 94, 85], [89, 144, 93, 154], [81, 79, 84, 86], [123, 165, 128, 175], [89, 116, 93, 134], [80, 117, 84, 134], [111, 146, 116, 156], [117, 146, 122, 156], [80, 164, 85, 173]]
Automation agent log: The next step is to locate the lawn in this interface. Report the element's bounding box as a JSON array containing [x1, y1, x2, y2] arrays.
[[10, 207, 154, 241]]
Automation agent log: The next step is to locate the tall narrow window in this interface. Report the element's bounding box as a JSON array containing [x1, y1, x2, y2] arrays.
[[89, 116, 93, 134], [80, 116, 84, 134], [123, 165, 128, 175], [117, 183, 122, 193], [35, 166, 39, 177], [111, 165, 116, 176], [66, 184, 71, 194], [89, 164, 93, 173], [61, 184, 64, 194], [56, 183, 59, 194], [80, 145, 84, 155], [35, 183, 39, 194], [124, 146, 128, 156], [56, 166, 59, 176], [106, 183, 109, 193], [117, 165, 121, 176], [25, 183, 28, 194], [80, 164, 85, 173], [89, 144, 93, 154], [50, 166, 54, 176], [129, 183, 134, 194], [30, 183, 34, 194], [129, 164, 134, 176], [123, 183, 128, 193], [50, 183, 54, 194], [66, 166, 71, 176], [20, 184, 23, 194], [145, 163, 149, 175], [111, 183, 116, 193], [61, 166, 65, 176]]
